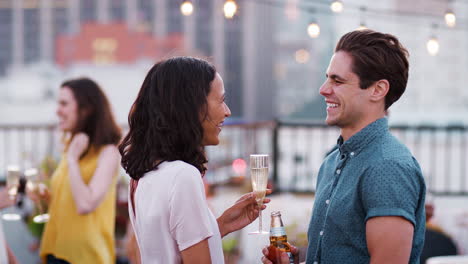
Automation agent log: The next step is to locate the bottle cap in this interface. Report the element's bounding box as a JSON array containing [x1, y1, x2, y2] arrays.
[[271, 211, 281, 217]]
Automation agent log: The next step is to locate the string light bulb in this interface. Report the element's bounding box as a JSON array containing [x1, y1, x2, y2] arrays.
[[357, 22, 367, 30], [224, 0, 237, 19], [180, 1, 194, 16], [295, 49, 310, 64], [444, 10, 456, 28], [285, 0, 299, 21], [357, 6, 367, 31], [426, 37, 439, 56], [307, 22, 320, 38], [330, 0, 344, 13]]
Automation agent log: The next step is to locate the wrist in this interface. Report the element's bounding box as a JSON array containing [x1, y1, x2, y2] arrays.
[[217, 216, 229, 237], [67, 156, 79, 165]]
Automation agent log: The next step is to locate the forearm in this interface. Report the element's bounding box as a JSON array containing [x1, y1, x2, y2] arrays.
[[67, 158, 96, 214], [7, 244, 18, 264]]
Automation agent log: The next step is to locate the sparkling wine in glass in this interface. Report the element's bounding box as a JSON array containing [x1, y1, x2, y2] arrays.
[[2, 165, 22, 221], [25, 168, 50, 223], [6, 165, 20, 200], [249, 154, 269, 235]]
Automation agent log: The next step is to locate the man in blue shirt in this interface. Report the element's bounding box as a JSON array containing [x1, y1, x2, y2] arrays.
[[262, 30, 426, 264]]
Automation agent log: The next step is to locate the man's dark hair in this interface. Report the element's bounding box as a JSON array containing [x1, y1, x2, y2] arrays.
[[335, 29, 409, 109]]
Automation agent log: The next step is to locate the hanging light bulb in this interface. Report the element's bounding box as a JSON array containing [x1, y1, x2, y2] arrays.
[[357, 22, 367, 30], [444, 10, 456, 27], [357, 6, 367, 31], [295, 49, 310, 64], [180, 1, 194, 16], [330, 0, 344, 13], [426, 37, 439, 56], [307, 22, 320, 38], [285, 0, 299, 21], [224, 0, 237, 19]]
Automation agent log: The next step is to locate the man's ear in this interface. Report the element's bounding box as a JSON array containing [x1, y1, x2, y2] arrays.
[[370, 79, 389, 103]]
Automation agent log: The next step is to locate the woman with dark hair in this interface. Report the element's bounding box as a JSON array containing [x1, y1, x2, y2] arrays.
[[36, 77, 121, 264], [120, 56, 270, 263]]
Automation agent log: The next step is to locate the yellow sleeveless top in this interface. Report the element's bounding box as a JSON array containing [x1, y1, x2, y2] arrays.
[[39, 146, 117, 264]]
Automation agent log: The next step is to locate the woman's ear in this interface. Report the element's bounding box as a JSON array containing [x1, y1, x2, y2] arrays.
[[80, 107, 93, 119]]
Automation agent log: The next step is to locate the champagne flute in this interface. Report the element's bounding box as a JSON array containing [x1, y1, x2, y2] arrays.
[[6, 165, 20, 200], [24, 168, 50, 223], [2, 165, 22, 221], [249, 154, 269, 235]]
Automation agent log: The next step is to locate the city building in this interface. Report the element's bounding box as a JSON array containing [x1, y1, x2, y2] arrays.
[[0, 0, 277, 123], [0, 0, 467, 124]]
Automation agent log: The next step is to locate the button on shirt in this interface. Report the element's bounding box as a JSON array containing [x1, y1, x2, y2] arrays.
[[306, 118, 426, 264]]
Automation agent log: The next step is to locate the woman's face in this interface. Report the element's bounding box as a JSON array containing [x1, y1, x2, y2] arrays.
[[56, 86, 79, 132], [201, 73, 231, 146]]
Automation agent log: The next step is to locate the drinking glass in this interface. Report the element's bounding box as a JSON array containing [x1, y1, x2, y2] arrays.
[[24, 168, 50, 223], [6, 165, 20, 200], [3, 165, 22, 221], [249, 154, 269, 235]]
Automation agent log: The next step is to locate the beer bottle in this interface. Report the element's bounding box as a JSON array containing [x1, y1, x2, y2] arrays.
[[268, 211, 295, 264]]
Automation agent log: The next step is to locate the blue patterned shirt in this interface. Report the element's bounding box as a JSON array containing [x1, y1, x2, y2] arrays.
[[306, 118, 426, 264]]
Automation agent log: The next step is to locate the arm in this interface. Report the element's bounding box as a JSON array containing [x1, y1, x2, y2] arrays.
[[217, 190, 271, 237], [0, 188, 15, 209], [67, 134, 120, 214], [360, 159, 423, 264], [7, 244, 19, 264], [124, 223, 141, 264], [181, 239, 211, 264], [366, 216, 414, 264]]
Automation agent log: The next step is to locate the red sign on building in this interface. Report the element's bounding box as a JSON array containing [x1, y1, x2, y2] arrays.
[[56, 23, 184, 66]]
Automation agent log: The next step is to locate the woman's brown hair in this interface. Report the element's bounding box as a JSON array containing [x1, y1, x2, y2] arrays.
[[61, 77, 122, 148]]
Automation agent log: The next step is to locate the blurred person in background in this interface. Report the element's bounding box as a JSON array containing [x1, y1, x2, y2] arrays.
[[0, 188, 19, 264], [30, 78, 121, 264], [119, 56, 270, 264], [262, 29, 426, 264], [420, 197, 458, 263]]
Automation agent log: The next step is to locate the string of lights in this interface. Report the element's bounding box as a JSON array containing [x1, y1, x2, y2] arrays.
[[178, 0, 467, 56]]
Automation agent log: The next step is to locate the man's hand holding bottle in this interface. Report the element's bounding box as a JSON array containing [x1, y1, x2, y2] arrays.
[[261, 244, 300, 264], [261, 211, 301, 264]]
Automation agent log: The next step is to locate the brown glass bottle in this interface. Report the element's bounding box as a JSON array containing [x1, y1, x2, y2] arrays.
[[268, 211, 295, 264]]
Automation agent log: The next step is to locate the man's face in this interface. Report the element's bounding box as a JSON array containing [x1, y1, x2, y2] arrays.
[[319, 51, 372, 130]]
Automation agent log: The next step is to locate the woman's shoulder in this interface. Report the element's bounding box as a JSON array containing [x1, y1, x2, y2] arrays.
[[164, 160, 201, 178], [144, 160, 201, 183], [93, 144, 119, 158], [99, 144, 119, 153]]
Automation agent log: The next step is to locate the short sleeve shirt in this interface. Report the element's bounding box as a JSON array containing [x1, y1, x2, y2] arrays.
[[129, 161, 224, 263], [306, 118, 426, 264]]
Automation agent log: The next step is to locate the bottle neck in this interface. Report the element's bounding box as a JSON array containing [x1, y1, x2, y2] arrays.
[[271, 216, 284, 228]]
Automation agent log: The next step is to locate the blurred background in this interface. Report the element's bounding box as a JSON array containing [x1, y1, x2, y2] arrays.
[[0, 0, 467, 263]]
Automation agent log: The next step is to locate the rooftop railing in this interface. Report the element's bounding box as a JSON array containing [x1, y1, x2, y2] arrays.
[[1, 121, 467, 196]]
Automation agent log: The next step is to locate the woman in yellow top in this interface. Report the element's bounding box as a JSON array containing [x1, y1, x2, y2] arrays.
[[37, 78, 121, 264]]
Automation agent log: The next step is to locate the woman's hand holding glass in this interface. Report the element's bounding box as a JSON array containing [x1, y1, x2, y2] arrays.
[[0, 188, 16, 209], [217, 190, 272, 237], [25, 168, 50, 223]]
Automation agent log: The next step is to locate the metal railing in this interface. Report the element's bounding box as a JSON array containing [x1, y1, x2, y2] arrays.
[[272, 121, 468, 196], [0, 124, 59, 177], [1, 121, 467, 196]]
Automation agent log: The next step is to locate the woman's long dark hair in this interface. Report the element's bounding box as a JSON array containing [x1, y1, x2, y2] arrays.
[[61, 78, 121, 148], [119, 57, 216, 180]]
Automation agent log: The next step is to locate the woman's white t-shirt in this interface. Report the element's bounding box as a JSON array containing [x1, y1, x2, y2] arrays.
[[0, 220, 8, 263], [129, 160, 224, 263]]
